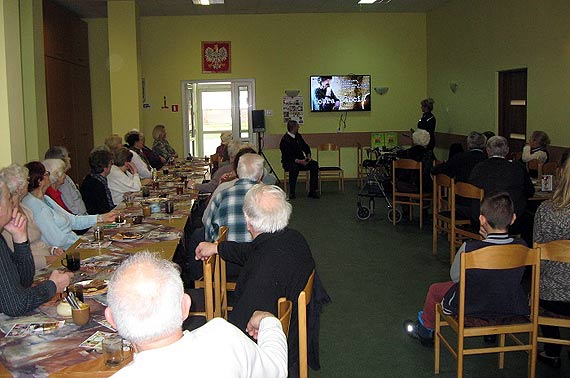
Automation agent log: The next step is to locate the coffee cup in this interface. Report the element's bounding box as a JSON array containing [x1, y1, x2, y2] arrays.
[[61, 251, 80, 272], [71, 303, 90, 326]]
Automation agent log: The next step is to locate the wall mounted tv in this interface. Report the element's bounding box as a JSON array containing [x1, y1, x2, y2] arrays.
[[310, 75, 371, 112]]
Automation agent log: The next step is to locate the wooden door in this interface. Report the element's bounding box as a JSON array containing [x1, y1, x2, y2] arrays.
[[45, 56, 74, 150], [71, 65, 94, 182], [498, 69, 527, 157]]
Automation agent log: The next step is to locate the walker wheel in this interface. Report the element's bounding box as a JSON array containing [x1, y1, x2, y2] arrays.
[[388, 208, 402, 224], [357, 205, 371, 220]]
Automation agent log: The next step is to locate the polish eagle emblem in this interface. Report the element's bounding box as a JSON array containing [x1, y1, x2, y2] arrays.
[[204, 44, 228, 70]]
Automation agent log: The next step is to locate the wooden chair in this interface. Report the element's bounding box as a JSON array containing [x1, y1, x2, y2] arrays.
[[188, 254, 217, 320], [534, 240, 570, 353], [451, 182, 484, 262], [432, 174, 454, 257], [298, 270, 315, 378], [356, 143, 366, 188], [434, 245, 540, 378], [190, 226, 228, 320], [278, 297, 293, 338], [392, 159, 432, 229], [316, 143, 344, 191]]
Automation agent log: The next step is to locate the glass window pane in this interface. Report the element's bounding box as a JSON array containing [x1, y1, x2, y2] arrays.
[[202, 91, 231, 133], [239, 86, 250, 137]]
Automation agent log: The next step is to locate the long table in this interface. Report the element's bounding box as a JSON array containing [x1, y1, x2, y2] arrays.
[[0, 159, 209, 377]]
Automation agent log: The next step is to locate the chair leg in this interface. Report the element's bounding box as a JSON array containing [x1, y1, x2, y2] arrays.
[[435, 311, 441, 374], [432, 221, 438, 256], [419, 198, 423, 230], [498, 333, 506, 369], [457, 334, 464, 378]]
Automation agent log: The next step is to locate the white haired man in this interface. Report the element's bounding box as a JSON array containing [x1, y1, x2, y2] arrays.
[[196, 184, 315, 376], [105, 252, 287, 378]]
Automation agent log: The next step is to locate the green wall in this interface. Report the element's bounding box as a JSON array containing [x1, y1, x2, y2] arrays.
[[427, 0, 570, 148], [87, 18, 112, 146], [137, 13, 427, 160]]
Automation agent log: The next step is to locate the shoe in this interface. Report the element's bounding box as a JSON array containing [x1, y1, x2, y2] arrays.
[[288, 194, 296, 200], [537, 351, 561, 368], [483, 335, 497, 344], [403, 320, 433, 347], [308, 191, 320, 199]]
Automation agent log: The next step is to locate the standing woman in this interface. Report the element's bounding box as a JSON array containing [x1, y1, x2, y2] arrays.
[[417, 98, 436, 151], [152, 124, 178, 163]]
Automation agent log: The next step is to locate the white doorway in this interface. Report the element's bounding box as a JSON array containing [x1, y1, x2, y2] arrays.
[[182, 79, 256, 158]]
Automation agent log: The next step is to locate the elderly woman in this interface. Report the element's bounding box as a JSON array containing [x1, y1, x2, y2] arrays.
[[80, 150, 116, 215], [44, 146, 87, 215], [0, 164, 65, 270], [0, 176, 72, 316], [124, 130, 152, 179], [22, 161, 115, 249], [396, 128, 435, 193], [152, 124, 177, 162], [42, 158, 71, 213], [108, 147, 146, 205], [533, 159, 570, 367], [522, 130, 550, 163]]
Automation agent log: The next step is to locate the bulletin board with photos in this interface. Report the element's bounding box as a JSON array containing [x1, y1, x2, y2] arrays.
[[282, 96, 304, 124]]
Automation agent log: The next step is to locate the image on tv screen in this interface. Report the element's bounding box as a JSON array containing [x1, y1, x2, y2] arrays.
[[310, 75, 371, 112]]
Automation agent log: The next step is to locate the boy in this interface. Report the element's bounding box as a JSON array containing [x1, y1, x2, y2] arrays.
[[404, 191, 528, 346]]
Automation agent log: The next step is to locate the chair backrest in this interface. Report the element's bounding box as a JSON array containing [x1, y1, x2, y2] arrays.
[[454, 181, 484, 201], [393, 158, 421, 170], [458, 245, 540, 329], [535, 240, 570, 264], [356, 143, 364, 164], [317, 143, 341, 167], [541, 161, 558, 176], [277, 297, 293, 338], [298, 270, 316, 378], [215, 226, 229, 319]]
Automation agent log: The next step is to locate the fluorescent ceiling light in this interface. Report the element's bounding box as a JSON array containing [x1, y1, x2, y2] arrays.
[[192, 0, 224, 5], [358, 0, 377, 4]]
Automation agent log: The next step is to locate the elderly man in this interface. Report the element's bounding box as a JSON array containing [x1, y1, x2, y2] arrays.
[[280, 120, 319, 199], [469, 135, 535, 236], [0, 180, 72, 316], [44, 146, 87, 215], [187, 153, 264, 282], [105, 252, 287, 378], [431, 131, 487, 183], [196, 184, 315, 376]]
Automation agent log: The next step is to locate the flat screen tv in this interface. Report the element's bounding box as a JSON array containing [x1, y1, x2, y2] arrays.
[[310, 75, 371, 112]]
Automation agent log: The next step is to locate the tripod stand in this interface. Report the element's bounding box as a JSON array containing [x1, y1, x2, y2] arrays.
[[256, 131, 281, 186]]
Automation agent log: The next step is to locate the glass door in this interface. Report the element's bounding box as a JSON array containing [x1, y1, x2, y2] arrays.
[[182, 79, 255, 158]]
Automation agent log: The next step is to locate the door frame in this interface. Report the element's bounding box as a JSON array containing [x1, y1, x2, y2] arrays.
[[181, 79, 256, 158]]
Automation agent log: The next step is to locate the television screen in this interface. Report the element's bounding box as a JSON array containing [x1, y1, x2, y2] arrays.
[[310, 75, 371, 112]]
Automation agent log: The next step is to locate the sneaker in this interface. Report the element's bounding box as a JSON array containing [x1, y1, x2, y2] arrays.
[[403, 320, 433, 347], [537, 351, 561, 368]]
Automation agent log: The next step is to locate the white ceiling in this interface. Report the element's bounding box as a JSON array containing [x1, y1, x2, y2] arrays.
[[53, 0, 452, 18]]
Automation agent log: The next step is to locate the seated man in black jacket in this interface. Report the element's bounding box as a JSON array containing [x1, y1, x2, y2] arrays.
[[469, 136, 534, 237], [196, 184, 315, 377], [279, 120, 319, 199], [431, 131, 487, 183]]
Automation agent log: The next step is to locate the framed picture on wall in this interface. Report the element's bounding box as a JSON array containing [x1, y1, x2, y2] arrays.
[[202, 41, 231, 73]]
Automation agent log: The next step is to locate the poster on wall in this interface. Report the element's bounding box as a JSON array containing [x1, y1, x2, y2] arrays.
[[282, 96, 304, 124], [202, 41, 231, 73]]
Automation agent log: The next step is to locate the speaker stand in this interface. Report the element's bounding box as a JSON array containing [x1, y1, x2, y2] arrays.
[[256, 131, 281, 186]]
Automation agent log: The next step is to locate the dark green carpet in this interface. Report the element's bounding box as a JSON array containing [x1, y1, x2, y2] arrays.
[[288, 182, 568, 378]]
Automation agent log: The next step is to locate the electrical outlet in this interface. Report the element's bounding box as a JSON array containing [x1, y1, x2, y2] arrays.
[[265, 110, 273, 117]]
